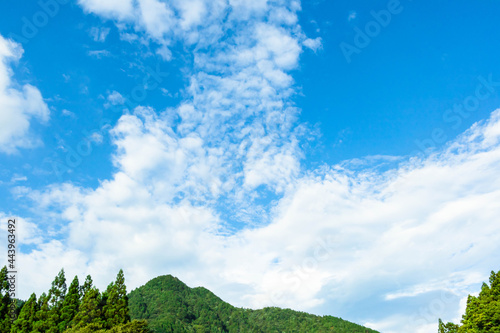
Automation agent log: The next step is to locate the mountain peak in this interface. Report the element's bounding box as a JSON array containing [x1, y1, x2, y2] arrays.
[[128, 274, 379, 332]]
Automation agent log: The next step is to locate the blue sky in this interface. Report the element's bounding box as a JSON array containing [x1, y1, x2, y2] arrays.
[[1, 1, 500, 332]]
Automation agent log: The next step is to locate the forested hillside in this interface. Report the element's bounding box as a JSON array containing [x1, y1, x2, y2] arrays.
[[0, 266, 378, 332], [128, 275, 379, 333], [3, 266, 500, 332]]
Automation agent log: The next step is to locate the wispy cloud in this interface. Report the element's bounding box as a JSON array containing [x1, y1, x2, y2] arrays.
[[87, 49, 111, 58], [348, 10, 357, 22], [89, 27, 111, 42]]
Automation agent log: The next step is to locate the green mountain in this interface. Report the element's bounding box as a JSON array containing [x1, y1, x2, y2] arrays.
[[128, 275, 379, 333]]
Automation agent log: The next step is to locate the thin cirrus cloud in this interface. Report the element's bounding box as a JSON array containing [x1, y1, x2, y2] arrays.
[[0, 34, 49, 154], [5, 1, 500, 333]]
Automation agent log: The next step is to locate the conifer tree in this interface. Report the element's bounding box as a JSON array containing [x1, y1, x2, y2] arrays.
[[72, 286, 104, 330], [47, 268, 67, 333], [32, 292, 50, 332], [80, 275, 93, 298], [10, 293, 38, 333], [114, 269, 130, 325], [459, 270, 500, 332], [103, 269, 130, 328], [438, 269, 500, 332], [101, 281, 114, 328], [59, 276, 80, 331], [0, 266, 12, 333]]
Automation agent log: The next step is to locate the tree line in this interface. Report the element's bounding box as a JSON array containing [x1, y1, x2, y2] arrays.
[[1, 265, 498, 332], [0, 266, 150, 333]]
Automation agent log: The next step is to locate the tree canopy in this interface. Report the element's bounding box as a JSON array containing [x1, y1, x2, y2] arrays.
[[439, 269, 500, 332], [0, 265, 386, 332], [0, 266, 141, 333], [128, 274, 380, 333]]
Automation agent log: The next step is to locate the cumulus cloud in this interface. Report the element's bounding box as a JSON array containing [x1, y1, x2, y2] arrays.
[[0, 34, 50, 154], [13, 0, 309, 301], [9, 2, 500, 333], [15, 108, 500, 333]]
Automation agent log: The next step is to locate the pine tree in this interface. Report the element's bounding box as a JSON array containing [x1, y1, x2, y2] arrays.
[[59, 275, 80, 331], [103, 269, 130, 328], [102, 281, 114, 328], [10, 292, 38, 333], [114, 269, 130, 325], [33, 292, 50, 332], [0, 266, 13, 333], [80, 275, 93, 298], [47, 268, 67, 333], [72, 286, 104, 330]]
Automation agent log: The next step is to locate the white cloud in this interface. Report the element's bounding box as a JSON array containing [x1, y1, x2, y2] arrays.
[[15, 108, 500, 333], [106, 90, 125, 105], [10, 174, 27, 183], [348, 10, 357, 22], [137, 0, 175, 41], [90, 27, 111, 42], [0, 214, 44, 246], [0, 35, 50, 154], [77, 0, 297, 56], [78, 0, 135, 21], [174, 0, 207, 30], [87, 49, 111, 58], [90, 132, 103, 144], [62, 109, 75, 117], [303, 37, 322, 52], [12, 2, 500, 333]]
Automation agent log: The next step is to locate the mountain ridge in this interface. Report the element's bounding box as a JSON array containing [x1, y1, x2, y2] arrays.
[[128, 274, 379, 333]]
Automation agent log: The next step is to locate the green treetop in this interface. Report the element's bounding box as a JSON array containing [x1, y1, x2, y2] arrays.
[[0, 266, 12, 333], [59, 276, 80, 332], [33, 292, 50, 332], [80, 275, 93, 299], [72, 286, 104, 330], [438, 269, 500, 333], [47, 268, 67, 333], [460, 270, 500, 332], [10, 293, 37, 333], [103, 269, 130, 328]]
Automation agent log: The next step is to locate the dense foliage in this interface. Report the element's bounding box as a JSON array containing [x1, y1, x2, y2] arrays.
[[439, 269, 500, 332], [1, 266, 379, 332], [0, 266, 149, 333], [128, 275, 379, 333]]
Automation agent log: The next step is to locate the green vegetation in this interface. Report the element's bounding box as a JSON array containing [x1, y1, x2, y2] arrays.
[[0, 266, 378, 332], [3, 264, 500, 332], [439, 269, 500, 332], [128, 275, 379, 332], [0, 266, 148, 333], [0, 266, 14, 333]]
